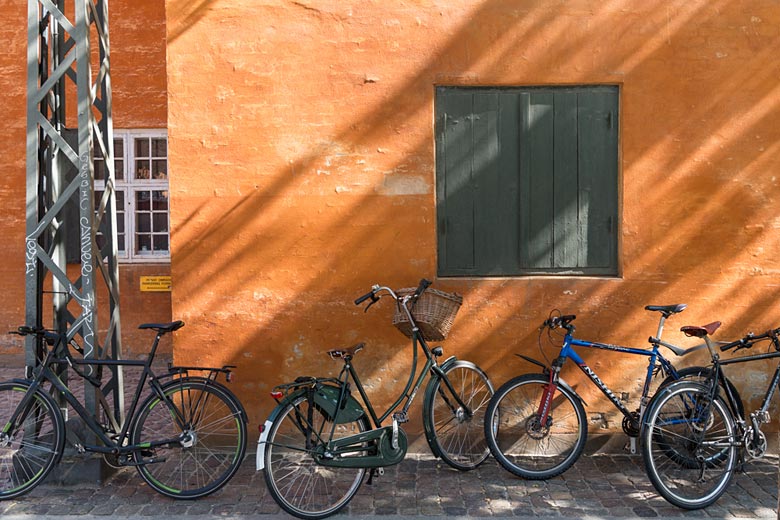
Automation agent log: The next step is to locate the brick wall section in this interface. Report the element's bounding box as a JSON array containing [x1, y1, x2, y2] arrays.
[[0, 1, 171, 358]]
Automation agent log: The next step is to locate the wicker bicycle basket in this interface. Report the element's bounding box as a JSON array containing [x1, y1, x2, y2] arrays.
[[391, 288, 463, 341]]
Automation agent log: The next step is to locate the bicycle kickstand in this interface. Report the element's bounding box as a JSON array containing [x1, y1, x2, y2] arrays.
[[366, 467, 384, 485]]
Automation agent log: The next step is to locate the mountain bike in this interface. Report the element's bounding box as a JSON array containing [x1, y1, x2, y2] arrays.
[[641, 321, 780, 509], [0, 321, 247, 499], [256, 279, 494, 519], [483, 306, 742, 480]]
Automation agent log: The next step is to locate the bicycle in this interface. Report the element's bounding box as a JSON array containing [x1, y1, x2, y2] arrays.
[[255, 279, 494, 520], [483, 306, 743, 480], [0, 321, 247, 499], [641, 321, 780, 509]]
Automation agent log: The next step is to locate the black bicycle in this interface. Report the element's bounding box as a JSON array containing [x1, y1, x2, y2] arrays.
[[0, 321, 247, 499], [641, 321, 780, 509]]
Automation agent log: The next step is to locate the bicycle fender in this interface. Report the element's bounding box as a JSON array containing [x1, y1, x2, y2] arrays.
[[421, 356, 462, 460], [256, 397, 293, 471]]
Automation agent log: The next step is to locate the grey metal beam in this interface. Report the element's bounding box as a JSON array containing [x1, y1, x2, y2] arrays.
[[26, 0, 124, 449]]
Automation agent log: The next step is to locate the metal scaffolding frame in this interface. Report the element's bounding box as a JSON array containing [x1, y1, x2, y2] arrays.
[[25, 0, 124, 437]]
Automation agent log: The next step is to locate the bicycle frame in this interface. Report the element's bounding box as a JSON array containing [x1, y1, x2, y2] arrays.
[[561, 335, 679, 419], [336, 331, 463, 430], [7, 332, 212, 456], [705, 350, 780, 437]]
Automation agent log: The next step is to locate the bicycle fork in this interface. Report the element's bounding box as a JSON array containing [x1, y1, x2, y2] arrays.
[[535, 359, 564, 432]]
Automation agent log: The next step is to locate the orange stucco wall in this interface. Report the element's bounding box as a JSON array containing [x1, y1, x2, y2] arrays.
[[3, 1, 780, 443], [165, 0, 780, 437], [0, 0, 171, 359]]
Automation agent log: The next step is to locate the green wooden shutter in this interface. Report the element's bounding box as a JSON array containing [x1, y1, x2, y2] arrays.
[[436, 86, 618, 277]]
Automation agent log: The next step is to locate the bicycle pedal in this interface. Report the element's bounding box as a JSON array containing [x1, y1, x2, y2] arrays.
[[392, 412, 409, 423]]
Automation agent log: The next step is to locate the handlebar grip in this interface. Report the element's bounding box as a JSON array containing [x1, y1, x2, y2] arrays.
[[719, 339, 742, 352], [354, 291, 374, 305], [413, 278, 432, 298]]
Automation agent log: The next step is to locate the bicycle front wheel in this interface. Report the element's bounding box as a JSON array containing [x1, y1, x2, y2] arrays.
[[424, 360, 493, 470], [484, 373, 587, 479], [0, 381, 64, 499], [642, 382, 736, 509], [263, 394, 369, 520], [131, 379, 247, 499]]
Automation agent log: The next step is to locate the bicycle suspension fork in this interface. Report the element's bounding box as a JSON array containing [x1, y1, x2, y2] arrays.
[[537, 357, 564, 426]]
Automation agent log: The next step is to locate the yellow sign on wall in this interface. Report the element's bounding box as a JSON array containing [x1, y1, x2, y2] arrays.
[[140, 276, 172, 292]]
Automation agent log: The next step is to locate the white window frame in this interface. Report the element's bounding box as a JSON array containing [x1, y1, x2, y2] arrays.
[[95, 129, 170, 264]]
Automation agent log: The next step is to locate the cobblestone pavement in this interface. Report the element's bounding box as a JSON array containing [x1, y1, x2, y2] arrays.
[[0, 451, 776, 519]]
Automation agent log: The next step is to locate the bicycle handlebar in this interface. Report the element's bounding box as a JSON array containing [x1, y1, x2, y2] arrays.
[[354, 278, 432, 310], [542, 314, 576, 331], [720, 327, 780, 352]]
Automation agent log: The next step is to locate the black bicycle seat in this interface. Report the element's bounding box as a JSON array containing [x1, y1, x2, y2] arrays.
[[645, 304, 687, 316], [138, 320, 185, 333]]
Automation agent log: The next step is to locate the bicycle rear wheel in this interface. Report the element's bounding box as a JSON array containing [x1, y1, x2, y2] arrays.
[[424, 360, 493, 470], [642, 382, 736, 509], [484, 373, 587, 479], [131, 379, 247, 498], [0, 381, 64, 499], [263, 394, 369, 520]]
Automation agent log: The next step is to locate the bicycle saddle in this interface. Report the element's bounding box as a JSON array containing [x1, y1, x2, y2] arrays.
[[138, 320, 185, 333], [681, 321, 721, 338], [645, 304, 687, 316], [328, 343, 365, 359]]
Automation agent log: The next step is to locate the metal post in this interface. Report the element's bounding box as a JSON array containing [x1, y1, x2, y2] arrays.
[[26, 0, 124, 472]]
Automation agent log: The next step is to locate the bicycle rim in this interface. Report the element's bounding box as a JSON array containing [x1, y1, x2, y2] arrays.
[[0, 382, 63, 499], [485, 374, 586, 479], [132, 380, 247, 498], [427, 362, 493, 470], [643, 383, 736, 509], [264, 395, 368, 520]]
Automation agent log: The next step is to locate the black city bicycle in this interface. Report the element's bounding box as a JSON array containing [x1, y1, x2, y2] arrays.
[[641, 321, 780, 509], [484, 307, 742, 480], [256, 279, 494, 519], [0, 321, 247, 499]]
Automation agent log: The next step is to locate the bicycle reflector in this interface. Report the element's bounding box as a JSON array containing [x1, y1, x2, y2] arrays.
[[270, 391, 283, 399]]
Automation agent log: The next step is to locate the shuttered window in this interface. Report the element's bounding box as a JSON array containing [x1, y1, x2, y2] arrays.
[[435, 86, 619, 276]]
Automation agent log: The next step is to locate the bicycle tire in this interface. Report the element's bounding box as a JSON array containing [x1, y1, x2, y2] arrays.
[[0, 381, 64, 499], [642, 381, 736, 509], [263, 394, 369, 520], [423, 360, 493, 470], [131, 378, 247, 499], [661, 366, 745, 419], [484, 373, 587, 479]]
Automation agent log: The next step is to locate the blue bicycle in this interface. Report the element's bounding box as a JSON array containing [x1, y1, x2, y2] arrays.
[[484, 306, 743, 480]]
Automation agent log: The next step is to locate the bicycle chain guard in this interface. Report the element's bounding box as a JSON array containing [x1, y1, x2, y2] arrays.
[[315, 424, 407, 469]]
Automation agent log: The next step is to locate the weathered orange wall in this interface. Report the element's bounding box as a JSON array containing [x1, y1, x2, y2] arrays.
[[165, 0, 780, 437], [0, 0, 171, 359]]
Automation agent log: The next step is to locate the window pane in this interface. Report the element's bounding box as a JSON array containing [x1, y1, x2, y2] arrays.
[[137, 213, 151, 233], [153, 235, 169, 252], [153, 213, 168, 232], [115, 158, 124, 181], [152, 191, 168, 210], [136, 234, 152, 254], [151, 138, 167, 157], [135, 159, 151, 179], [152, 159, 167, 179], [135, 137, 149, 157], [136, 191, 151, 210]]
